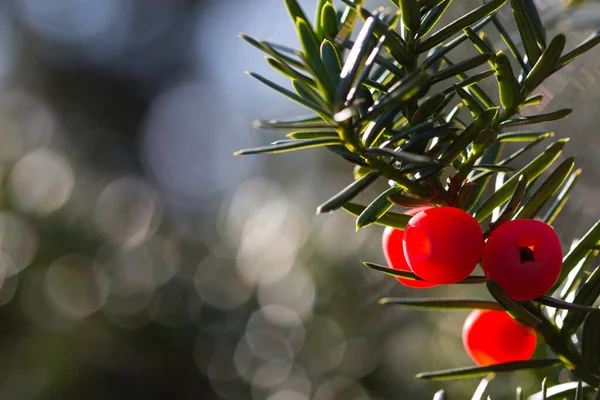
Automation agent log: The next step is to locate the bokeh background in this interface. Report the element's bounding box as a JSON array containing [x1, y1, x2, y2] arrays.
[[0, 0, 598, 399]]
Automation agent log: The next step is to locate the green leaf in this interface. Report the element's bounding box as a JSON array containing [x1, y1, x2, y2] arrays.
[[581, 313, 600, 372], [499, 109, 572, 128], [338, 37, 406, 78], [270, 139, 296, 145], [535, 296, 600, 313], [286, 131, 339, 140], [284, 0, 311, 27], [335, 16, 377, 110], [511, 0, 544, 64], [412, 93, 447, 122], [472, 377, 493, 400], [445, 103, 462, 123], [317, 171, 380, 214], [363, 261, 487, 283], [419, 0, 452, 38], [338, 0, 364, 41], [460, 80, 496, 110], [465, 142, 505, 212], [418, 0, 445, 9], [363, 78, 388, 92], [416, 359, 561, 380], [522, 0, 545, 46], [472, 165, 515, 173], [356, 186, 402, 229], [528, 381, 595, 400], [468, 134, 549, 184], [497, 131, 553, 142], [513, 157, 575, 219], [353, 165, 373, 180], [388, 192, 431, 207], [296, 19, 335, 102], [561, 265, 600, 338], [352, 5, 411, 66], [576, 381, 583, 400], [474, 139, 567, 222], [347, 37, 386, 106], [521, 94, 544, 107], [494, 51, 522, 112], [329, 147, 368, 167], [266, 57, 317, 87], [239, 34, 305, 70], [496, 133, 551, 165], [320, 2, 338, 39], [427, 54, 492, 86], [490, 15, 527, 71], [541, 376, 548, 400], [365, 147, 440, 165], [344, 204, 411, 229], [524, 34, 566, 94], [364, 263, 424, 281], [292, 79, 329, 109], [453, 84, 485, 117], [454, 182, 478, 209], [432, 389, 447, 400], [554, 30, 600, 73], [464, 27, 494, 57], [378, 297, 504, 310], [265, 41, 301, 56], [486, 281, 543, 328], [365, 70, 429, 120], [254, 117, 332, 130], [543, 168, 581, 225], [246, 72, 331, 117], [486, 173, 527, 234], [402, 163, 444, 176], [315, 0, 329, 40], [400, 0, 421, 33], [354, 81, 375, 117], [471, 129, 497, 156], [556, 249, 598, 309], [440, 107, 498, 162], [360, 106, 400, 147], [553, 219, 600, 292], [479, 31, 496, 51], [234, 137, 343, 155], [418, 0, 507, 53], [320, 40, 342, 88], [437, 57, 498, 110], [443, 70, 495, 95], [420, 16, 493, 70]]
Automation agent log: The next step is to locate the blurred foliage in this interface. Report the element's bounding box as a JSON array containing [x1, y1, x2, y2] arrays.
[[544, 0, 600, 31]]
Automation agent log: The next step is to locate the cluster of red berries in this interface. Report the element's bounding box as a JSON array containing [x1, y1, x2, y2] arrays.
[[382, 206, 563, 365], [382, 206, 563, 300]]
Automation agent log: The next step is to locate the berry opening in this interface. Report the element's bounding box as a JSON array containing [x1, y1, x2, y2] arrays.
[[516, 234, 542, 263], [519, 246, 536, 262], [405, 227, 431, 257]]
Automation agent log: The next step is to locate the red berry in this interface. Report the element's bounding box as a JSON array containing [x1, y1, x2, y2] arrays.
[[462, 309, 537, 366], [402, 207, 484, 284], [382, 207, 437, 288], [482, 219, 562, 300]]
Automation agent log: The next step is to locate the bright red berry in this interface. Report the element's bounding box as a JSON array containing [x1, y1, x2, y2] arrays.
[[482, 219, 562, 300], [382, 206, 437, 288], [402, 207, 484, 284], [462, 309, 537, 366]]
